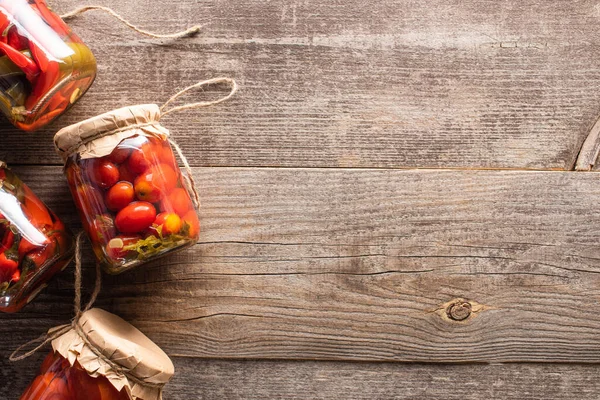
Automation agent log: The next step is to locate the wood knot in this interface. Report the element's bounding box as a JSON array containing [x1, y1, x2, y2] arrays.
[[446, 300, 472, 321]]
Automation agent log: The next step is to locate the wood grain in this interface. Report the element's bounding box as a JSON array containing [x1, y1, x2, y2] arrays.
[[1, 167, 600, 363], [2, 357, 600, 399], [0, 0, 599, 168]]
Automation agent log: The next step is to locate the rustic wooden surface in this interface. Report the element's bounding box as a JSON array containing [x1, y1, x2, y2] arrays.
[[1, 0, 600, 398]]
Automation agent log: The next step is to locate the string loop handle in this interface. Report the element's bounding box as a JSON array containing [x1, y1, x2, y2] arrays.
[[60, 5, 201, 39], [158, 77, 238, 208], [160, 77, 238, 117]]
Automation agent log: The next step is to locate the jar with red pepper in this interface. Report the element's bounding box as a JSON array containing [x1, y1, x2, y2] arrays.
[[54, 104, 200, 274], [20, 308, 174, 400], [0, 0, 96, 131], [0, 161, 74, 312]]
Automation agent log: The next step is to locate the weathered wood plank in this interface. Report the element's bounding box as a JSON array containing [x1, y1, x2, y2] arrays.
[[1, 167, 600, 362], [0, 0, 599, 168], [2, 357, 600, 400]]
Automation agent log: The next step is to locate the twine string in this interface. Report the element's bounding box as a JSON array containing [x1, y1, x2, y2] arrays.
[[160, 77, 238, 117], [160, 77, 238, 208], [8, 234, 159, 389], [60, 5, 201, 39], [10, 233, 100, 361]]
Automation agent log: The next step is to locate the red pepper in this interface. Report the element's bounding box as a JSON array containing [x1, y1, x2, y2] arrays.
[[0, 18, 10, 44], [0, 253, 19, 275], [0, 41, 39, 82], [30, 0, 70, 38], [6, 26, 28, 51]]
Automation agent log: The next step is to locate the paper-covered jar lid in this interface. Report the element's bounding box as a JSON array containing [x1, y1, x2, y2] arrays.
[[53, 104, 170, 162], [52, 308, 174, 400]]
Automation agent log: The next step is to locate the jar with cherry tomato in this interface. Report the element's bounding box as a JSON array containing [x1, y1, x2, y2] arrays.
[[0, 161, 74, 312], [20, 308, 174, 400], [54, 104, 200, 274], [0, 0, 97, 131]]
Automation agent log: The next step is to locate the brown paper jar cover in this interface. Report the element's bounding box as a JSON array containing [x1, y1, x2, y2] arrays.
[[47, 308, 175, 400], [54, 104, 200, 274]]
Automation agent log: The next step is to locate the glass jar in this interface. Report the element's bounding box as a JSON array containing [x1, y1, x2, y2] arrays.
[[20, 352, 129, 400], [20, 308, 174, 400], [0, 161, 74, 312], [0, 0, 96, 131], [54, 104, 200, 274]]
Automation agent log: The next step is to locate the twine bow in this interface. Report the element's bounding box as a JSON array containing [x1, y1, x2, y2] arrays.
[[9, 232, 101, 362], [60, 5, 201, 39]]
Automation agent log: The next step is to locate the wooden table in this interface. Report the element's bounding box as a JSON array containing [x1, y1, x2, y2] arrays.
[[1, 0, 600, 398]]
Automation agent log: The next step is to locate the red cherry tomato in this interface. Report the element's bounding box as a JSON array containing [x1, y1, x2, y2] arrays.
[[105, 182, 134, 212], [88, 214, 117, 244], [88, 159, 120, 189], [117, 164, 137, 184], [134, 164, 178, 203], [182, 210, 200, 238], [108, 146, 131, 164], [114, 202, 156, 233], [133, 175, 163, 203], [106, 234, 141, 260], [127, 141, 158, 174], [151, 212, 182, 236], [162, 188, 193, 216]]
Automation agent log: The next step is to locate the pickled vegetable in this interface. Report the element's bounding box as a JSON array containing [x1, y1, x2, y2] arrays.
[[20, 351, 130, 400], [0, 0, 96, 131], [0, 164, 74, 312], [65, 135, 199, 274]]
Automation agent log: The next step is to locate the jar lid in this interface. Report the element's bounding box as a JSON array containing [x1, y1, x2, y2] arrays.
[[52, 308, 174, 400], [54, 104, 169, 162]]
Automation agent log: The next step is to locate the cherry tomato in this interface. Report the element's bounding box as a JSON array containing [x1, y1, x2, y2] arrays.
[[105, 182, 134, 212], [88, 159, 120, 189], [106, 234, 141, 260], [89, 214, 117, 244], [182, 210, 200, 238], [127, 141, 159, 174], [115, 202, 156, 233], [134, 164, 178, 203], [118, 164, 137, 184], [163, 188, 193, 216], [133, 175, 163, 203], [108, 146, 131, 164], [151, 212, 182, 236]]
